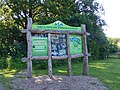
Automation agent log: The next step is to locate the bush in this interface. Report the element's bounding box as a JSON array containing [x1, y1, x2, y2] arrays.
[[0, 57, 8, 69], [10, 57, 27, 70]]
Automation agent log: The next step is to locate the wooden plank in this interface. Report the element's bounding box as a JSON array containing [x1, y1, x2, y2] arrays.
[[81, 24, 89, 76], [48, 33, 52, 78], [32, 56, 67, 60], [71, 53, 90, 58], [52, 55, 67, 60], [32, 56, 48, 60], [22, 53, 90, 62], [27, 18, 33, 78], [21, 29, 90, 36], [86, 32, 90, 36], [22, 58, 29, 62], [30, 30, 84, 34], [71, 54, 84, 58], [21, 29, 28, 33], [66, 33, 72, 76]]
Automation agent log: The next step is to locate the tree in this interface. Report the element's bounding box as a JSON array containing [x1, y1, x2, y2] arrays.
[[108, 37, 120, 54], [0, 3, 25, 57], [75, 0, 109, 59]]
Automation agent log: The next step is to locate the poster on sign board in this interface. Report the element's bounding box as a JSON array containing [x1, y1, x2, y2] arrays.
[[32, 34, 82, 56], [51, 34, 67, 56], [32, 34, 48, 56], [70, 35, 82, 54]]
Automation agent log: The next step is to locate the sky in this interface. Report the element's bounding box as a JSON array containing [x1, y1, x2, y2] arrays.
[[97, 0, 120, 38]]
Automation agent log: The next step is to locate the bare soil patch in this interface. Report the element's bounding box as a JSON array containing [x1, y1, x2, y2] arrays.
[[11, 75, 108, 90]]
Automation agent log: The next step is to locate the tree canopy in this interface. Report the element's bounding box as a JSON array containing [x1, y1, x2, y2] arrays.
[[108, 37, 120, 54]]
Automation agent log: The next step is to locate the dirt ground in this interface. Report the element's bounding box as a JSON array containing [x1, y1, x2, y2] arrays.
[[11, 75, 108, 90]]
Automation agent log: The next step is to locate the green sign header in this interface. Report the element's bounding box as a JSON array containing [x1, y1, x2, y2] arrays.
[[32, 21, 81, 31]]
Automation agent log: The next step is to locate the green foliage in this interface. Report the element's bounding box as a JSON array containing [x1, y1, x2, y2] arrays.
[[89, 59, 120, 90], [0, 57, 26, 70], [107, 37, 120, 54], [0, 69, 17, 90], [32, 60, 68, 70], [0, 4, 26, 58], [0, 57, 8, 69]]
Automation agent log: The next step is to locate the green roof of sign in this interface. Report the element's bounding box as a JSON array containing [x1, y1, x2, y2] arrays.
[[32, 21, 81, 31]]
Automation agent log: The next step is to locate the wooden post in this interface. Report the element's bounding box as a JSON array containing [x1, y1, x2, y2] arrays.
[[81, 24, 89, 76], [48, 33, 52, 78], [27, 18, 33, 78], [67, 33, 72, 76]]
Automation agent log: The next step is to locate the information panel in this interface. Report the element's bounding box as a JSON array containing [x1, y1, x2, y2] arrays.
[[70, 35, 82, 54], [32, 34, 48, 56], [32, 34, 82, 56], [51, 34, 67, 56]]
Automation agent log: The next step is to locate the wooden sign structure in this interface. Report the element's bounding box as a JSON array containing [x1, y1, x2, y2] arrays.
[[21, 18, 90, 78]]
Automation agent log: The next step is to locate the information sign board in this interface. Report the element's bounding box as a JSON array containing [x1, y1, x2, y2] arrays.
[[32, 34, 48, 56], [70, 35, 82, 54], [31, 21, 82, 56]]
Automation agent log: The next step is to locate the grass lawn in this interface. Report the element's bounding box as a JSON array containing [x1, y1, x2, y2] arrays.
[[0, 58, 120, 90], [89, 58, 120, 90], [0, 69, 17, 90]]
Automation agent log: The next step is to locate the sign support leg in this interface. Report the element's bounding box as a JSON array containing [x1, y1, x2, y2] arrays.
[[48, 33, 52, 78], [27, 59, 32, 78], [81, 24, 89, 76], [27, 18, 33, 78], [67, 34, 72, 76]]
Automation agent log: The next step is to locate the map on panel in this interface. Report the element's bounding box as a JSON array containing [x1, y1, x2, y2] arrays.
[[51, 34, 67, 56]]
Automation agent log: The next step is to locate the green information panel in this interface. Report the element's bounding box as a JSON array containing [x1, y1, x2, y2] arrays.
[[31, 21, 82, 56], [32, 34, 48, 56], [32, 34, 82, 56], [70, 35, 82, 54], [32, 21, 81, 31]]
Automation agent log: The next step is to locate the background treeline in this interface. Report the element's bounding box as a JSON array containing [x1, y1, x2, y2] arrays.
[[0, 0, 120, 70]]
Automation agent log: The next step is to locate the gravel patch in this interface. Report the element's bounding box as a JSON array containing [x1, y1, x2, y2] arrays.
[[11, 75, 108, 90]]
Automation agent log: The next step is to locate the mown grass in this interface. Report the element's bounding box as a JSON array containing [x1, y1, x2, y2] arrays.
[[0, 58, 120, 90], [89, 59, 120, 90], [0, 69, 17, 90], [33, 58, 120, 90]]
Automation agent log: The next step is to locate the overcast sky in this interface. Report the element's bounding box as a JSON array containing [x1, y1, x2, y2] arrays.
[[97, 0, 120, 38]]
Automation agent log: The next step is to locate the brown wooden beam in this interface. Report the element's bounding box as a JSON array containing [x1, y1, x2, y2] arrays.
[[22, 53, 91, 62], [82, 24, 89, 76], [48, 33, 52, 78], [21, 29, 90, 36], [26, 18, 33, 78], [67, 33, 72, 76]]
